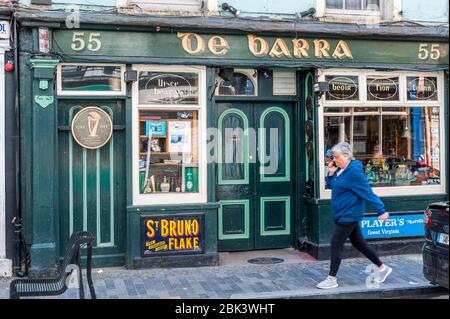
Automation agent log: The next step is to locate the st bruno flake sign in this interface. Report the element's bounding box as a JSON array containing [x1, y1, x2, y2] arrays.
[[141, 214, 205, 256]]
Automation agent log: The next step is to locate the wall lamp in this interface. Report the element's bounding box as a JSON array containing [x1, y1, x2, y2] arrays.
[[221, 3, 240, 17]]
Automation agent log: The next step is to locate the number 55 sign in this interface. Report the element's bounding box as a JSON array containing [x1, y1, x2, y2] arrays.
[[418, 43, 442, 60], [71, 32, 102, 52]]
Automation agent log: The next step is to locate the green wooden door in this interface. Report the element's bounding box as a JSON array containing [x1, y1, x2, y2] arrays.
[[217, 102, 293, 251], [58, 101, 126, 267]]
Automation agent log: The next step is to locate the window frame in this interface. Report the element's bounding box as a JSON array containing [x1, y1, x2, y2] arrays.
[[57, 63, 126, 96], [118, 0, 218, 12], [316, 0, 402, 21], [132, 64, 208, 205], [317, 68, 446, 199], [215, 68, 258, 97]]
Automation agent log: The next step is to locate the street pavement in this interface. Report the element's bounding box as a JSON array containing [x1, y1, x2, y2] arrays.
[[0, 253, 447, 299]]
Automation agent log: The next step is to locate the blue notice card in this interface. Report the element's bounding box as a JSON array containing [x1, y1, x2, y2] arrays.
[[146, 121, 166, 137], [360, 213, 425, 239]]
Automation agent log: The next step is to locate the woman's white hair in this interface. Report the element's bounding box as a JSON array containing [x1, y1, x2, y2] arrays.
[[331, 142, 355, 160]]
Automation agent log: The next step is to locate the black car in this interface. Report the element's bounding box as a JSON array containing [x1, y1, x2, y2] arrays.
[[422, 201, 449, 289]]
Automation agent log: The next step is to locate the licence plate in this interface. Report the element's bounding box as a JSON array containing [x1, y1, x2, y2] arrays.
[[437, 232, 449, 245]]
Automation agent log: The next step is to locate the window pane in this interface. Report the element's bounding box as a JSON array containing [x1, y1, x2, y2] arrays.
[[364, 0, 380, 10], [216, 70, 257, 96], [345, 0, 362, 10], [139, 110, 199, 193], [367, 77, 399, 101], [324, 106, 441, 189], [139, 72, 199, 104], [61, 65, 122, 91], [325, 75, 359, 101], [407, 76, 438, 101], [326, 0, 344, 9], [222, 114, 245, 181]]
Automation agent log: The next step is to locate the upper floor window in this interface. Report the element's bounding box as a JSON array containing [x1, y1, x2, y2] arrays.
[[326, 0, 381, 12], [318, 0, 401, 22], [119, 0, 218, 13]]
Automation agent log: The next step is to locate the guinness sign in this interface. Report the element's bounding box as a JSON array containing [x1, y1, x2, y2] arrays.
[[71, 106, 113, 149], [367, 77, 399, 101], [325, 76, 359, 100]]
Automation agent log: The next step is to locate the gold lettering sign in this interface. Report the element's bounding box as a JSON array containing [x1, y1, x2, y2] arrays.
[[292, 39, 310, 58], [177, 32, 205, 55], [247, 34, 269, 57], [269, 38, 292, 58], [208, 36, 229, 56], [177, 33, 354, 60]]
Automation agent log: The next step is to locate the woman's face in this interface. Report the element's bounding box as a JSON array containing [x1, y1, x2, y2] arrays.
[[332, 152, 350, 169]]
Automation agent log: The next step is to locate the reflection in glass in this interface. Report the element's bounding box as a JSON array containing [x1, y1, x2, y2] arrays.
[[326, 0, 343, 9], [61, 65, 122, 91], [138, 72, 199, 104], [216, 71, 256, 96], [222, 114, 245, 181], [139, 110, 199, 194], [324, 106, 440, 188]]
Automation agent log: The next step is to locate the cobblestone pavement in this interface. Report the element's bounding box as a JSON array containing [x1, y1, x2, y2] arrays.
[[0, 254, 446, 299]]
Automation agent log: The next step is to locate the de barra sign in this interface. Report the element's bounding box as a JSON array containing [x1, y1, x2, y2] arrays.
[[141, 214, 204, 256], [360, 213, 425, 239], [53, 30, 449, 65]]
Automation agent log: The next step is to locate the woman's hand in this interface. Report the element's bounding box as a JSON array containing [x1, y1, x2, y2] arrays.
[[328, 160, 338, 176], [379, 212, 389, 222]]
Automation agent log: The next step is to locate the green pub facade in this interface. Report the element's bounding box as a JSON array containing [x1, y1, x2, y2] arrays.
[[16, 10, 449, 273]]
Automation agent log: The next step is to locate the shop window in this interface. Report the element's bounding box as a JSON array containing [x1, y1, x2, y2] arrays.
[[139, 110, 199, 194], [215, 69, 258, 96], [133, 66, 206, 205], [324, 106, 441, 188], [57, 64, 125, 96]]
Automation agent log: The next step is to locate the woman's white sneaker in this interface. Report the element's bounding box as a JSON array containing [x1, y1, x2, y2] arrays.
[[374, 265, 393, 283], [316, 277, 339, 289]]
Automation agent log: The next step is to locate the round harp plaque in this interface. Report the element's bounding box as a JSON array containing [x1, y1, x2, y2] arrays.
[[71, 107, 113, 149]]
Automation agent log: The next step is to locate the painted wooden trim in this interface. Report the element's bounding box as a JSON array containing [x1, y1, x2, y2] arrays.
[[218, 199, 250, 240], [259, 106, 291, 182], [0, 52, 5, 258], [131, 65, 208, 205], [218, 108, 250, 185], [260, 196, 291, 236]]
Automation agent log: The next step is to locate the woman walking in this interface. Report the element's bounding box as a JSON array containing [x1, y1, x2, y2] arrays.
[[317, 142, 392, 289]]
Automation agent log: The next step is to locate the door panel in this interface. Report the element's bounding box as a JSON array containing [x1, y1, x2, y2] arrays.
[[255, 105, 293, 249], [217, 102, 293, 251], [217, 103, 254, 251], [58, 101, 126, 266]]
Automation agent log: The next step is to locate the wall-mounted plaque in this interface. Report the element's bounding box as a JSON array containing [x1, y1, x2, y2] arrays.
[[325, 75, 359, 101], [407, 76, 438, 101], [139, 72, 199, 104], [71, 106, 113, 149], [141, 214, 205, 256], [367, 77, 399, 101]]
